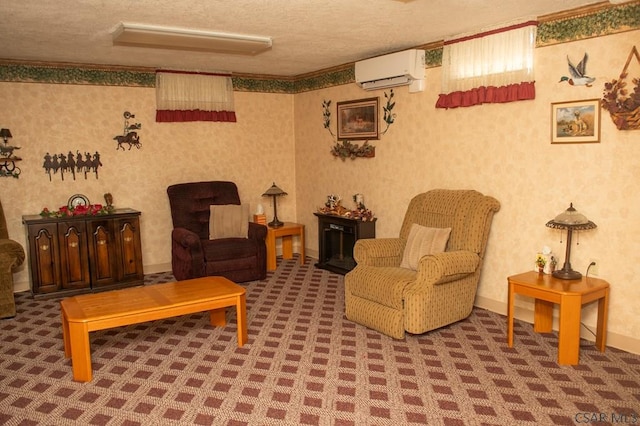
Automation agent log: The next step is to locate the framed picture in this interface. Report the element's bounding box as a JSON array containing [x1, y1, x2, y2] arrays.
[[337, 97, 379, 140], [551, 99, 601, 144]]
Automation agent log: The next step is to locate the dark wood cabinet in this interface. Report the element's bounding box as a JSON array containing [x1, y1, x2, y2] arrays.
[[314, 213, 376, 275], [23, 209, 143, 298]]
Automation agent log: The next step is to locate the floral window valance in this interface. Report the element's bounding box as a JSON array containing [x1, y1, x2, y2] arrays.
[[436, 21, 537, 109], [155, 70, 236, 122]]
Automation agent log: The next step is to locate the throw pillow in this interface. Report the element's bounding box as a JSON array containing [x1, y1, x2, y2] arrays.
[[209, 204, 249, 239], [400, 224, 451, 270]]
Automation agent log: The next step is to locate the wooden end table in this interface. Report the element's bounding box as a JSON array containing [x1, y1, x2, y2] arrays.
[[266, 222, 305, 271], [61, 276, 247, 382], [507, 271, 609, 365]]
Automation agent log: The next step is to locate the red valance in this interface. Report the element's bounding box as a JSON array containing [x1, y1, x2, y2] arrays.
[[435, 81, 535, 109], [156, 110, 237, 123]]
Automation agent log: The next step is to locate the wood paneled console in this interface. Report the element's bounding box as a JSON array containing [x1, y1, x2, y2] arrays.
[[314, 213, 376, 275], [23, 209, 143, 298]]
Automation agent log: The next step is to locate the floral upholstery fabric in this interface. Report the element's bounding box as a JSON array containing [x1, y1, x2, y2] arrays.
[[0, 199, 25, 318], [344, 189, 500, 339]]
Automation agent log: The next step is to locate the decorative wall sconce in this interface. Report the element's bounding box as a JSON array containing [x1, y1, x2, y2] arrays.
[[113, 111, 142, 150], [0, 128, 22, 178], [546, 203, 597, 280], [262, 182, 287, 228]]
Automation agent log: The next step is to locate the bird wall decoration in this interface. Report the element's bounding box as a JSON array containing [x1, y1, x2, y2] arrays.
[[559, 53, 595, 87]]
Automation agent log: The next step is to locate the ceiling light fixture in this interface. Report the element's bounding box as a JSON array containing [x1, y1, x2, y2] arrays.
[[112, 23, 272, 55]]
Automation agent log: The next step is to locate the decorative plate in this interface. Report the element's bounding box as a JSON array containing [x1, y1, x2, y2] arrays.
[[68, 194, 90, 209]]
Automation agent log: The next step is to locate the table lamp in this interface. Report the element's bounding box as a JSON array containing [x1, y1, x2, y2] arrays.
[[545, 203, 596, 280], [262, 182, 287, 228]]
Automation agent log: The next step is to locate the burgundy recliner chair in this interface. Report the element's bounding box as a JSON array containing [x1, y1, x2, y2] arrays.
[[167, 181, 267, 283]]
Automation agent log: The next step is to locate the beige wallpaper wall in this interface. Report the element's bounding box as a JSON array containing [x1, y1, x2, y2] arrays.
[[1, 86, 296, 285], [1, 29, 638, 352], [295, 30, 640, 352]]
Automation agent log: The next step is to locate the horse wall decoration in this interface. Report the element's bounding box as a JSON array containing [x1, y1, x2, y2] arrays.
[[113, 111, 142, 150], [0, 142, 22, 178]]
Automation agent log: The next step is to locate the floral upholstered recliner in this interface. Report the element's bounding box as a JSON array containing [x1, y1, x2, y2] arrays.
[[344, 189, 500, 339], [0, 198, 25, 318]]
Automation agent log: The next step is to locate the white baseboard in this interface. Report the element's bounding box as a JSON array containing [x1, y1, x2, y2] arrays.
[[144, 262, 172, 274], [13, 280, 29, 293], [474, 295, 640, 356]]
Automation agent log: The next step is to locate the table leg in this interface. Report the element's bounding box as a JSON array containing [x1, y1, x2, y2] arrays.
[[236, 293, 248, 347], [282, 235, 293, 259], [507, 282, 515, 347], [68, 321, 92, 382], [595, 288, 609, 352], [558, 294, 581, 365], [266, 231, 277, 271], [61, 308, 71, 358], [210, 308, 227, 327], [299, 228, 305, 265], [533, 299, 554, 333]]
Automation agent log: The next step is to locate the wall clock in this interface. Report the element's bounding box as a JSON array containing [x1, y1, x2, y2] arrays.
[[68, 194, 89, 209]]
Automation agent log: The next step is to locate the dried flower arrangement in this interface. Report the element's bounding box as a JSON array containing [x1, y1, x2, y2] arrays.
[[601, 46, 640, 130]]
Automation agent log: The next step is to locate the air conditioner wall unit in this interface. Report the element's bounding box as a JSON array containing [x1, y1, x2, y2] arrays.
[[355, 49, 425, 93]]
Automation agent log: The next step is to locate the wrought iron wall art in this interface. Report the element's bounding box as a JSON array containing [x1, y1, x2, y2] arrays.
[[42, 150, 102, 181], [113, 111, 142, 150], [323, 89, 397, 161], [0, 128, 22, 178]]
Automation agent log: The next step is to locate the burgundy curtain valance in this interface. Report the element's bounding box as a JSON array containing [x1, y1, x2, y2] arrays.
[[435, 81, 535, 109], [437, 21, 537, 109]]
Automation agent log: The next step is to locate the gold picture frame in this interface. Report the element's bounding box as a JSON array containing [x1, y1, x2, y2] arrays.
[[551, 99, 601, 144], [337, 97, 379, 140]]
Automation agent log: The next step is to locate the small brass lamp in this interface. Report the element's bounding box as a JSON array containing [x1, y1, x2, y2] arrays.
[[262, 182, 287, 228], [545, 203, 596, 280]]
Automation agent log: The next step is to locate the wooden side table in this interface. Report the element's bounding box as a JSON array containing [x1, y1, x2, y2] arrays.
[[507, 271, 609, 365], [265, 222, 305, 271]]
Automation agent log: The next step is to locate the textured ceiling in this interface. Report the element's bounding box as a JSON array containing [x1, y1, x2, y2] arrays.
[[0, 0, 608, 77]]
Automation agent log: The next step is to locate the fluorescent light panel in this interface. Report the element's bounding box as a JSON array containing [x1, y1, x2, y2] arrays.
[[113, 23, 272, 55]]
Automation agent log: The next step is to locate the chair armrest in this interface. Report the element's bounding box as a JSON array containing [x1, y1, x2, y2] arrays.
[[171, 227, 202, 249], [415, 250, 480, 285], [353, 238, 404, 267], [248, 222, 267, 241], [0, 239, 25, 269]]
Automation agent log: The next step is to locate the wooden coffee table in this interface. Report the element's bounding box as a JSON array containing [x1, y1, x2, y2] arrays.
[[61, 276, 247, 382]]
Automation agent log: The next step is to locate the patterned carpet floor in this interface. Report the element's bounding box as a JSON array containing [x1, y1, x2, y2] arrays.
[[0, 257, 639, 425]]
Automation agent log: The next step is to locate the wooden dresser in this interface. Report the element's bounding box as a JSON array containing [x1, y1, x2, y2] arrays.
[[23, 208, 143, 298]]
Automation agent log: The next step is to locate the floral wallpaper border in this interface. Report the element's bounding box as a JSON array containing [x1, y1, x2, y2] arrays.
[[0, 2, 637, 93]]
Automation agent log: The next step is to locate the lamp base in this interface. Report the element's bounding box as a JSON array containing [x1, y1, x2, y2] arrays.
[[552, 269, 582, 280], [268, 219, 284, 228]]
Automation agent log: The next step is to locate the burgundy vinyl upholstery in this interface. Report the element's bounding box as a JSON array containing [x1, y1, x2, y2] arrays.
[[167, 181, 267, 283]]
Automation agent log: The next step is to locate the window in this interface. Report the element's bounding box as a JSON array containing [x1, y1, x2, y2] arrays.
[[155, 71, 236, 122], [436, 21, 537, 109]]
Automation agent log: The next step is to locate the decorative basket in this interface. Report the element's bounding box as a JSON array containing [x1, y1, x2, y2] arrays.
[[610, 108, 640, 130], [602, 46, 640, 131]]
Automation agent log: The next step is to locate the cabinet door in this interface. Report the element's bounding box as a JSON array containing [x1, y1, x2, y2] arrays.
[[87, 218, 119, 289], [113, 217, 143, 284], [27, 223, 62, 295], [57, 221, 91, 290]]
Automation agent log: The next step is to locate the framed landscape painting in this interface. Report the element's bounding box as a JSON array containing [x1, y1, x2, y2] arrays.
[[337, 97, 379, 140], [551, 99, 601, 144]]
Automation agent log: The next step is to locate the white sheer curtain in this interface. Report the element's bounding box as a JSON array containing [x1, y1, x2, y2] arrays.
[[437, 21, 537, 109], [155, 71, 236, 122]]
